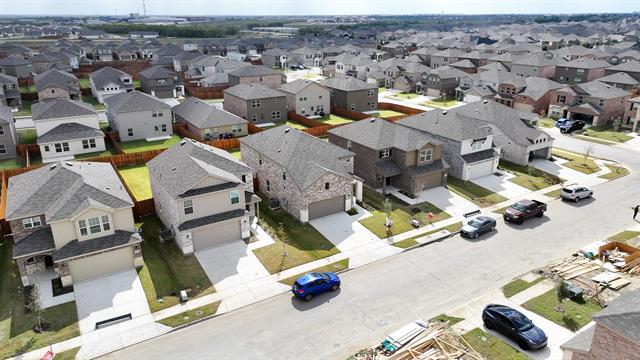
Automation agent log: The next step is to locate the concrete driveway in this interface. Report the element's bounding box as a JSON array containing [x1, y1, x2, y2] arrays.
[[472, 171, 531, 199], [411, 187, 479, 217], [196, 241, 289, 313], [310, 212, 402, 268]]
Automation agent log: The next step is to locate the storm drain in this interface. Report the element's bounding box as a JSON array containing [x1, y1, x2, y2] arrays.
[[95, 313, 132, 329]]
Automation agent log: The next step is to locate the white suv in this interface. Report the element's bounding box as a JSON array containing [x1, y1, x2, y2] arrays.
[[560, 185, 593, 202]]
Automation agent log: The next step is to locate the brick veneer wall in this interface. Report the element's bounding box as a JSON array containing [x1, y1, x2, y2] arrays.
[[571, 323, 640, 360]]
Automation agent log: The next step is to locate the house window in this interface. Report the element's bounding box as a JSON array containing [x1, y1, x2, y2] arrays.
[[22, 216, 41, 229], [25, 256, 36, 265], [0, 144, 5, 154], [0, 126, 4, 135], [231, 125, 243, 134], [251, 114, 258, 122], [271, 111, 281, 120], [283, 173, 286, 180], [351, 104, 356, 111], [82, 139, 96, 149], [578, 96, 583, 104], [367, 89, 375, 97], [78, 215, 110, 236], [161, 124, 167, 132], [325, 182, 330, 190], [379, 148, 391, 158], [157, 79, 166, 85], [346, 140, 352, 151], [54, 142, 70, 153], [128, 128, 134, 136], [471, 141, 482, 151], [101, 215, 111, 231], [152, 110, 164, 118], [183, 199, 194, 215], [376, 176, 383, 182], [230, 190, 240, 204], [272, 98, 277, 103], [266, 179, 270, 191], [598, 99, 604, 107], [251, 100, 261, 108], [419, 149, 433, 162], [557, 95, 566, 103]]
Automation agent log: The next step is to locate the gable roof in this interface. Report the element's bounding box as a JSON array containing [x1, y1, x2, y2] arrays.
[[89, 66, 133, 89], [139, 65, 177, 79], [223, 83, 285, 100], [228, 64, 281, 77], [519, 77, 566, 100], [32, 98, 97, 120], [598, 71, 639, 86], [104, 90, 171, 113], [592, 288, 640, 343], [240, 126, 354, 190], [37, 122, 103, 144], [279, 79, 328, 94], [574, 80, 629, 99], [172, 97, 247, 129], [321, 76, 376, 91], [0, 105, 13, 125], [33, 69, 79, 93]]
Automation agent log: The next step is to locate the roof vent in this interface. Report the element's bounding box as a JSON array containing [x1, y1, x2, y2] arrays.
[[49, 164, 57, 170], [171, 167, 176, 171], [442, 110, 448, 115], [483, 100, 488, 104], [284, 128, 290, 133], [105, 186, 110, 190], [180, 140, 186, 146], [370, 118, 376, 122], [65, 161, 73, 166]]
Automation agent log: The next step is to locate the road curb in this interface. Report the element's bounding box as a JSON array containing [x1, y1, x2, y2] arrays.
[[401, 231, 460, 252]]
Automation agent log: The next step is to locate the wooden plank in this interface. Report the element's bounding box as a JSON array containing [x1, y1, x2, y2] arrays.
[[564, 265, 601, 280], [607, 278, 631, 290]]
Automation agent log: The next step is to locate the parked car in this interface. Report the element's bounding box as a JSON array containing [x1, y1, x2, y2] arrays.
[[560, 184, 593, 202], [503, 199, 546, 224], [482, 304, 548, 350], [292, 272, 341, 301], [555, 118, 569, 128], [559, 120, 585, 133], [460, 216, 497, 238]]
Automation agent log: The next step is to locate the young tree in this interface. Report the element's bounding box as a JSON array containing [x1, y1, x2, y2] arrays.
[[27, 284, 44, 332], [555, 280, 568, 313], [383, 199, 394, 231], [583, 144, 594, 165]]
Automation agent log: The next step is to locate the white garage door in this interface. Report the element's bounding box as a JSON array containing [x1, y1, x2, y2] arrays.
[[309, 196, 345, 220], [192, 220, 242, 252], [69, 247, 134, 284], [466, 159, 496, 180]]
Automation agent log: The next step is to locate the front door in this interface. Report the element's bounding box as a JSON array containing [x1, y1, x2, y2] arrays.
[[44, 255, 54, 269], [385, 177, 392, 186]]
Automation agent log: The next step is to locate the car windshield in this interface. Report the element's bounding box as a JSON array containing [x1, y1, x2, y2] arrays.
[[511, 203, 527, 212], [511, 313, 533, 331], [321, 273, 331, 281], [468, 219, 483, 228]]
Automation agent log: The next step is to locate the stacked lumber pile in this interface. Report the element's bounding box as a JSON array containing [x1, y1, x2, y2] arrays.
[[599, 241, 640, 274], [546, 256, 600, 280], [386, 322, 481, 360]]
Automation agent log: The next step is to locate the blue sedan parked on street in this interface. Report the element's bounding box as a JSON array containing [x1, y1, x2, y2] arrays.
[[292, 272, 341, 301]]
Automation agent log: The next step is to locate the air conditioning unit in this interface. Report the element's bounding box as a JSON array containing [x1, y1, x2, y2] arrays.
[[269, 198, 281, 210]]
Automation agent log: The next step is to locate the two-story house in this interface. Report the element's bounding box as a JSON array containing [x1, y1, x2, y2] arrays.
[[105, 90, 173, 141], [7, 161, 142, 287], [32, 98, 105, 162], [34, 69, 81, 101], [547, 80, 629, 126], [0, 54, 34, 78], [89, 66, 135, 103], [321, 76, 378, 113], [553, 59, 610, 85], [139, 65, 184, 99], [430, 49, 466, 68], [172, 97, 248, 140], [0, 72, 21, 109], [511, 53, 558, 79], [148, 139, 260, 254], [240, 126, 362, 223], [417, 66, 467, 98], [279, 79, 330, 117], [328, 118, 448, 195], [0, 105, 18, 159], [223, 83, 287, 124], [227, 65, 285, 89]]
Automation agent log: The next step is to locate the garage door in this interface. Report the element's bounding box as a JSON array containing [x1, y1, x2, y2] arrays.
[[69, 246, 134, 284], [309, 196, 345, 220], [466, 159, 496, 180], [192, 220, 242, 252], [416, 172, 443, 191]]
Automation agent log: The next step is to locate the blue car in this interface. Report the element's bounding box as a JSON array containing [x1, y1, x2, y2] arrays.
[[292, 272, 340, 301], [482, 304, 548, 350], [555, 118, 569, 128]]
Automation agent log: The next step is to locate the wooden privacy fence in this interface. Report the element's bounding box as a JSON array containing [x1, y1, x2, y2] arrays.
[[331, 106, 370, 121], [287, 111, 325, 128], [248, 123, 264, 134], [378, 101, 424, 115], [73, 60, 152, 79], [302, 125, 335, 137], [184, 85, 226, 99]]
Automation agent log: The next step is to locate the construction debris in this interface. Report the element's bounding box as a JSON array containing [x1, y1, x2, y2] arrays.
[[598, 241, 640, 274], [386, 321, 482, 360]]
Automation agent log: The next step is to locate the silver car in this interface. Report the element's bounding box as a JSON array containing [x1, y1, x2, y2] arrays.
[[560, 185, 593, 202]]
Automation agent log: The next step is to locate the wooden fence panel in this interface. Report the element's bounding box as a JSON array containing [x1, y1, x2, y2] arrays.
[[133, 199, 156, 220], [287, 111, 325, 128], [331, 106, 370, 121], [208, 138, 240, 150], [302, 125, 334, 137], [378, 101, 424, 115], [183, 85, 226, 99], [248, 123, 264, 134]]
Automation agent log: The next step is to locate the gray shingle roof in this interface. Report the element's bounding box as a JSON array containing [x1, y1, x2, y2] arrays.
[[228, 64, 281, 77], [224, 83, 286, 100], [0, 54, 32, 66], [0, 105, 13, 125], [12, 227, 56, 258], [560, 325, 595, 353], [328, 117, 441, 151], [520, 77, 565, 100], [606, 60, 640, 73], [178, 208, 247, 231], [279, 79, 327, 94], [240, 126, 354, 191], [172, 97, 247, 129], [6, 161, 133, 222], [33, 69, 79, 93], [147, 139, 252, 198], [574, 80, 629, 99], [599, 72, 639, 85], [592, 288, 640, 343], [89, 66, 134, 89], [32, 98, 97, 120], [321, 76, 376, 91], [104, 90, 170, 113], [53, 230, 141, 262], [37, 122, 104, 144], [139, 65, 177, 79]]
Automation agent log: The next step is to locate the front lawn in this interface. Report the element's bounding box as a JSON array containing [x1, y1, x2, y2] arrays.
[[317, 114, 354, 125], [227, 149, 241, 159], [120, 135, 182, 153], [387, 92, 419, 100], [544, 188, 562, 199], [462, 328, 528, 360], [608, 230, 640, 243], [359, 188, 451, 239], [136, 216, 215, 312], [421, 99, 458, 108], [446, 177, 507, 208], [430, 314, 464, 326], [253, 201, 340, 274], [54, 347, 80, 360], [118, 164, 152, 201], [599, 164, 629, 180], [0, 242, 79, 359], [502, 277, 544, 298], [17, 128, 37, 144], [539, 118, 556, 128], [0, 158, 24, 171], [278, 259, 349, 286], [393, 222, 462, 248], [522, 289, 602, 331], [552, 149, 600, 174], [81, 95, 105, 111], [376, 109, 405, 118], [499, 160, 562, 191], [581, 126, 632, 143], [158, 301, 220, 328]]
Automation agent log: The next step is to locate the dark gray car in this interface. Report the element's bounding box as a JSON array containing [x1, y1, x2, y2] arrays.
[[460, 216, 497, 238]]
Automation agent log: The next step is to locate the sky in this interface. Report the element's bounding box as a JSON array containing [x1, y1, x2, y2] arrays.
[[0, 0, 638, 16]]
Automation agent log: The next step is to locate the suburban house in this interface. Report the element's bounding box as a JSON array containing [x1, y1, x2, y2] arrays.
[[172, 97, 248, 140], [6, 161, 142, 287], [240, 126, 362, 223], [511, 53, 557, 79], [139, 65, 184, 98], [148, 139, 259, 254], [321, 76, 378, 112], [604, 60, 640, 82], [553, 59, 610, 85], [223, 83, 287, 124], [623, 96, 640, 131], [598, 72, 639, 91], [0, 54, 34, 78], [417, 66, 467, 98], [30, 53, 69, 74], [512, 77, 566, 114], [328, 118, 448, 195], [89, 66, 135, 103], [0, 72, 21, 109], [34, 69, 81, 101], [279, 79, 330, 117], [547, 80, 629, 126], [0, 105, 18, 159], [227, 65, 285, 89], [105, 90, 173, 142], [32, 98, 105, 162], [430, 48, 466, 68], [561, 288, 640, 360]]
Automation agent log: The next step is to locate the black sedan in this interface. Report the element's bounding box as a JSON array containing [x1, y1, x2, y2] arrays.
[[559, 120, 585, 133], [482, 304, 548, 350], [460, 216, 496, 239]]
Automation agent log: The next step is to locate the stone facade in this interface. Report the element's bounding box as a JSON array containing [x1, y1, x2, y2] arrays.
[[567, 324, 640, 360], [38, 87, 76, 101]]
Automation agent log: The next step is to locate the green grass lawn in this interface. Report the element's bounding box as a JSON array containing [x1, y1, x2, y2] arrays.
[[118, 164, 152, 201], [462, 328, 528, 360], [502, 277, 544, 298], [544, 188, 562, 199], [539, 118, 556, 128], [446, 177, 507, 208], [499, 160, 562, 191], [378, 87, 387, 93], [278, 259, 349, 286], [387, 92, 419, 100], [0, 158, 24, 170], [81, 95, 105, 111], [54, 347, 80, 360], [0, 242, 80, 359], [158, 301, 220, 328], [136, 216, 215, 312], [375, 109, 405, 118], [393, 222, 462, 248], [120, 135, 182, 153], [317, 114, 354, 125], [17, 128, 37, 144], [608, 230, 640, 243], [599, 164, 629, 180], [552, 149, 601, 174], [523, 289, 602, 331], [573, 135, 614, 146], [74, 148, 116, 160], [18, 84, 36, 93], [581, 126, 633, 143], [282, 120, 308, 130], [253, 201, 340, 274], [227, 149, 241, 159], [430, 314, 464, 326], [359, 188, 451, 239], [14, 100, 32, 117], [78, 78, 91, 89], [421, 99, 458, 108]]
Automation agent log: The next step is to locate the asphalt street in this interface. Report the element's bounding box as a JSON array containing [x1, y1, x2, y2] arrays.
[[105, 132, 639, 360]]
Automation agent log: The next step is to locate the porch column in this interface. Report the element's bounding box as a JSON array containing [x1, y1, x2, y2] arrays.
[[355, 180, 363, 202]]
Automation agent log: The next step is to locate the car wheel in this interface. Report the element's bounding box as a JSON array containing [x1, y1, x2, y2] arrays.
[[516, 219, 523, 225], [472, 232, 479, 239], [574, 197, 580, 202], [490, 226, 495, 231], [517, 339, 529, 351], [484, 320, 493, 330], [588, 192, 593, 198], [304, 294, 313, 302], [536, 212, 544, 218], [331, 284, 340, 291]]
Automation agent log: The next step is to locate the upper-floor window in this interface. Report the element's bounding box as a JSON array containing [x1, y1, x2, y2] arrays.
[[576, 68, 585, 74], [22, 216, 41, 229], [152, 110, 163, 118], [598, 99, 604, 107], [578, 96, 583, 104], [379, 148, 391, 158], [0, 125, 4, 135], [557, 95, 566, 103], [230, 190, 240, 204], [231, 124, 243, 134], [184, 199, 194, 215], [325, 182, 330, 190], [419, 148, 433, 162], [251, 100, 261, 108], [0, 144, 6, 154], [471, 141, 483, 151], [367, 89, 375, 97], [78, 215, 110, 236], [157, 79, 167, 85]]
